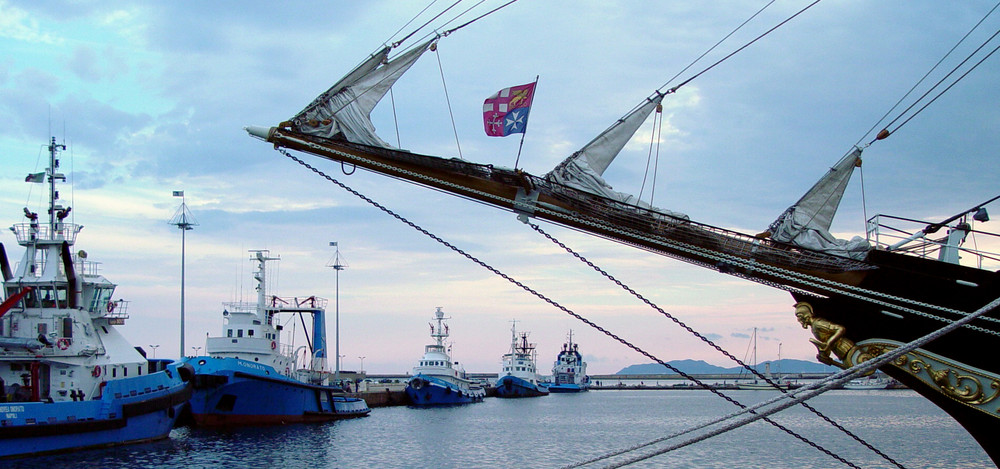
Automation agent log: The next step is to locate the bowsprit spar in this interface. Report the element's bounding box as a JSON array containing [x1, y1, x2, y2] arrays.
[[246, 1, 1000, 466]]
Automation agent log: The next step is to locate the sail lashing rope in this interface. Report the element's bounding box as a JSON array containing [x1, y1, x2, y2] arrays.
[[276, 147, 869, 469]]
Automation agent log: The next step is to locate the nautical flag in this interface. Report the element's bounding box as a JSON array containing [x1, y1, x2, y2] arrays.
[[483, 82, 536, 137], [25, 172, 44, 183], [172, 190, 184, 197]]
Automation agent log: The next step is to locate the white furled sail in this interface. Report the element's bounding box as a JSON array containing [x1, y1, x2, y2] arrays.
[[291, 39, 435, 148], [767, 147, 870, 259], [546, 94, 688, 220]]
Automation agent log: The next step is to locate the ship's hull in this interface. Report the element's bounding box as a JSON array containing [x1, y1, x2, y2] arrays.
[[405, 375, 485, 406], [183, 357, 369, 426], [0, 362, 192, 459], [495, 375, 549, 398], [546, 383, 589, 393]]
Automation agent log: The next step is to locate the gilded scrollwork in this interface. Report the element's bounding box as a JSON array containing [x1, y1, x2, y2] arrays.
[[856, 339, 1000, 416]]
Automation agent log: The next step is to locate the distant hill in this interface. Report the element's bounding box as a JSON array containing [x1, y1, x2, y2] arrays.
[[617, 359, 838, 375]]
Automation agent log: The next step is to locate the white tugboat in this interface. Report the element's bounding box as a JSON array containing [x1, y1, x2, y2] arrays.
[[0, 137, 192, 459], [547, 330, 590, 393], [495, 322, 548, 398], [405, 307, 485, 406]]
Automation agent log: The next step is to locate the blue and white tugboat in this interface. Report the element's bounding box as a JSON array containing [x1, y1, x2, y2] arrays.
[[181, 250, 369, 426], [405, 307, 485, 406], [547, 331, 590, 393], [495, 322, 548, 398], [0, 138, 192, 459]]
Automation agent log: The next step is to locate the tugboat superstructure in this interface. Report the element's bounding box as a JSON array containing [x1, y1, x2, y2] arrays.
[[0, 137, 191, 458]]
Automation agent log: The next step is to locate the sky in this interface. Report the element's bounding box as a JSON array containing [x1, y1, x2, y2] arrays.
[[1, 1, 999, 375]]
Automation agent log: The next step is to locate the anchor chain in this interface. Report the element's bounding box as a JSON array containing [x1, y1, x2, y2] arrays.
[[528, 222, 905, 469], [278, 147, 863, 468]]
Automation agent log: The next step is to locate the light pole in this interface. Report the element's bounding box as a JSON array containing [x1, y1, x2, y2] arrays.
[[170, 191, 198, 357], [149, 344, 160, 358], [192, 346, 202, 356], [358, 356, 365, 374], [327, 242, 347, 381]]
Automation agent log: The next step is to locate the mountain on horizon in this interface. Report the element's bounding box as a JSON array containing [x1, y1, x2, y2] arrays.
[[617, 359, 838, 375]]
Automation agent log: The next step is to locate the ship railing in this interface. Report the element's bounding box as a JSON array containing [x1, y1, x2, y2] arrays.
[[10, 222, 82, 244], [867, 214, 1000, 269], [92, 299, 129, 324]]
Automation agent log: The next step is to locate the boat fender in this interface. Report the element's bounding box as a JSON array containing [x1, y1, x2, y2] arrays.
[[177, 363, 195, 382], [56, 338, 70, 350], [271, 340, 276, 350], [92, 365, 102, 378]]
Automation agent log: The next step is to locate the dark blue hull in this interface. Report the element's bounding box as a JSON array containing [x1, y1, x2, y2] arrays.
[[405, 375, 485, 406], [547, 383, 589, 393], [183, 357, 369, 426], [0, 362, 192, 459], [495, 375, 549, 398]]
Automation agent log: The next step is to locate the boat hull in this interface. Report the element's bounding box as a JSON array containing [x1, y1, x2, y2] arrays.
[[405, 375, 485, 406], [0, 362, 192, 459], [495, 375, 549, 398], [183, 357, 369, 426], [546, 383, 589, 393]]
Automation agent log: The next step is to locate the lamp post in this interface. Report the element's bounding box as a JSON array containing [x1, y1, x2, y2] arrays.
[[192, 346, 202, 356], [149, 344, 160, 359], [327, 242, 347, 381], [358, 356, 365, 374], [170, 191, 198, 357]]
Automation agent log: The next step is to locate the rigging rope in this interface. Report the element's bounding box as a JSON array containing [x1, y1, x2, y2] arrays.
[[528, 223, 904, 469], [276, 134, 1000, 335], [857, 1, 1000, 146], [434, 45, 463, 159], [581, 295, 1000, 468], [276, 147, 863, 468], [392, 0, 461, 48]]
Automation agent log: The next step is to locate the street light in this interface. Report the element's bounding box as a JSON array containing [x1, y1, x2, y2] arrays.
[[169, 191, 198, 357], [149, 344, 160, 358], [327, 242, 348, 381], [192, 346, 202, 356], [358, 356, 366, 374]]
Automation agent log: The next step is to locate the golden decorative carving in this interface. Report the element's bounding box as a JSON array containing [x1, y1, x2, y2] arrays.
[[794, 301, 873, 372]]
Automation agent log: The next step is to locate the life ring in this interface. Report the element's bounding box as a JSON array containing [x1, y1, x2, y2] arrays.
[[56, 338, 70, 350], [106, 302, 116, 313], [270, 341, 276, 350], [92, 365, 102, 378]]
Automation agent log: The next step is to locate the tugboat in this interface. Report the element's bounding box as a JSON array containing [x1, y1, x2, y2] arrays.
[[181, 250, 369, 426], [495, 322, 548, 398], [547, 331, 590, 393], [0, 138, 192, 459], [405, 307, 485, 406]]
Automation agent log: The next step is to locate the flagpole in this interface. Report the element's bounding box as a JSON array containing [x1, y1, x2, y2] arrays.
[[513, 75, 539, 170]]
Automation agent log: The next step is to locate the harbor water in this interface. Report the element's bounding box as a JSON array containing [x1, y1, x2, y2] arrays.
[[10, 389, 994, 468]]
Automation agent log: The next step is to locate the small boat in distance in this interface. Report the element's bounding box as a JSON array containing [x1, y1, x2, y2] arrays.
[[0, 138, 192, 459], [182, 250, 369, 426], [405, 307, 485, 406], [547, 331, 590, 393], [843, 374, 891, 390], [736, 329, 797, 391], [495, 322, 548, 398]]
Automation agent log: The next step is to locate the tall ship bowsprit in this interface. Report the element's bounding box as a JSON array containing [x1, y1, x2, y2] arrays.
[[0, 138, 192, 459], [495, 322, 548, 398], [405, 307, 485, 406], [181, 250, 369, 426], [246, 4, 1000, 465]]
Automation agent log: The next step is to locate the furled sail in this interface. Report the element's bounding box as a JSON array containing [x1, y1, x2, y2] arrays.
[[767, 147, 870, 259], [290, 39, 435, 148], [545, 94, 688, 220]]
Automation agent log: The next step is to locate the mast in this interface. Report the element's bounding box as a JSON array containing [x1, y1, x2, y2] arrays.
[[250, 250, 278, 327], [46, 137, 67, 237]]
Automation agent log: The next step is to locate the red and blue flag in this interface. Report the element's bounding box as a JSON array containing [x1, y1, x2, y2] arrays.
[[483, 82, 536, 137]]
